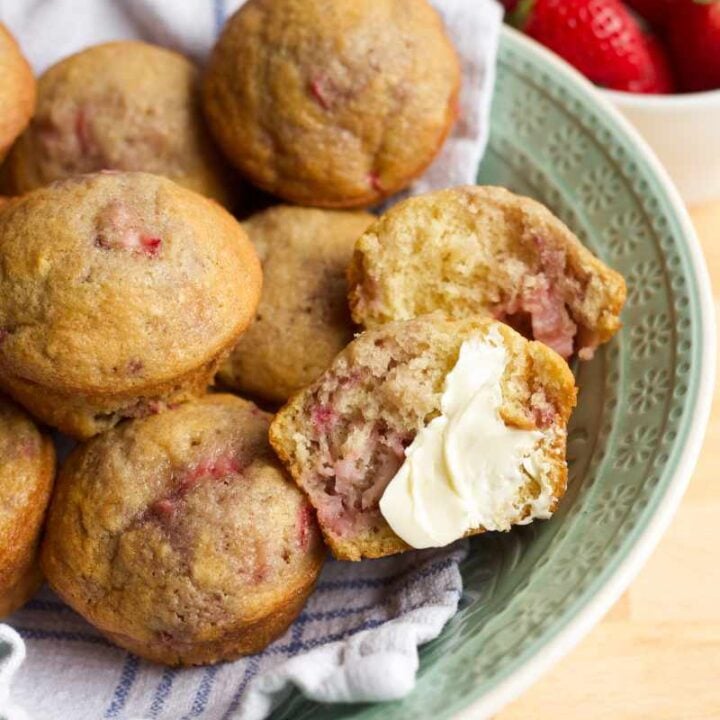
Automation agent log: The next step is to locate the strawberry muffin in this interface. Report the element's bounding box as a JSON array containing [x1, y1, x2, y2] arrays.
[[1, 395, 55, 617], [4, 42, 233, 205], [270, 316, 576, 561], [0, 172, 261, 439], [218, 206, 374, 402], [0, 23, 35, 163], [42, 394, 325, 665], [348, 186, 627, 360], [203, 0, 460, 207]]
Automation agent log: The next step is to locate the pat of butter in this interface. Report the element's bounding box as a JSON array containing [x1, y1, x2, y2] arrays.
[[379, 329, 555, 549]]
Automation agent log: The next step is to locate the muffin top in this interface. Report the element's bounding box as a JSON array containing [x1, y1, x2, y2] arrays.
[[0, 395, 55, 574], [4, 41, 232, 204], [0, 172, 261, 393], [203, 0, 460, 207], [218, 205, 374, 402], [42, 394, 324, 640], [0, 23, 36, 160]]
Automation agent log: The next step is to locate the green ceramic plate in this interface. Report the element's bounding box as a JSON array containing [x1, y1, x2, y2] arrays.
[[270, 27, 716, 720]]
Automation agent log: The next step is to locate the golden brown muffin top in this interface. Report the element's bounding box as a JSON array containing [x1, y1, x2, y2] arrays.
[[0, 172, 262, 393], [218, 205, 374, 402], [203, 0, 460, 207], [0, 394, 55, 574], [5, 41, 232, 205], [42, 394, 324, 644], [0, 24, 36, 160]]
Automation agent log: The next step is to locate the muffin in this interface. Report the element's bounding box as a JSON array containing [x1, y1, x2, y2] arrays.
[[270, 316, 576, 561], [42, 394, 325, 666], [0, 395, 55, 618], [4, 41, 233, 205], [0, 24, 35, 163], [348, 186, 627, 360], [218, 206, 375, 402], [203, 0, 460, 208], [0, 171, 261, 439]]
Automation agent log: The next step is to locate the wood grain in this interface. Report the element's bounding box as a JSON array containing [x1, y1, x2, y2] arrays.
[[496, 202, 720, 720]]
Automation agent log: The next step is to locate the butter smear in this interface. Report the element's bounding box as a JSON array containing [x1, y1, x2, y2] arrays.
[[379, 329, 555, 549]]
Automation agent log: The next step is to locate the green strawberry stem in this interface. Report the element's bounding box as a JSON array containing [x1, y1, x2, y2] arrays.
[[508, 0, 537, 29]]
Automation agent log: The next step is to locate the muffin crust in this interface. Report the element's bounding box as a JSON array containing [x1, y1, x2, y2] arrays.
[[0, 23, 35, 162], [218, 205, 374, 402], [203, 0, 460, 207], [0, 395, 55, 617], [42, 394, 325, 665], [4, 41, 233, 205], [0, 172, 262, 438]]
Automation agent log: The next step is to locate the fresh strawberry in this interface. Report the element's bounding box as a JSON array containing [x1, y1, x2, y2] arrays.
[[666, 1, 720, 92], [640, 32, 676, 92], [623, 0, 681, 26], [511, 0, 675, 93]]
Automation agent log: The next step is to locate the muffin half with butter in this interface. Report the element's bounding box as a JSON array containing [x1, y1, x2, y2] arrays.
[[270, 315, 576, 561]]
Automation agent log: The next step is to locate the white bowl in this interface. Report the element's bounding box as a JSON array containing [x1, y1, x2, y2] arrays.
[[602, 88, 720, 206]]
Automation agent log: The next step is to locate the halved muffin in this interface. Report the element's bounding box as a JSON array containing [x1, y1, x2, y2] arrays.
[[348, 186, 626, 359], [270, 315, 576, 561]]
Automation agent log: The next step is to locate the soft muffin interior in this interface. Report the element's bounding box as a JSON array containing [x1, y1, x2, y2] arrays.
[[349, 188, 626, 359], [273, 320, 569, 553]]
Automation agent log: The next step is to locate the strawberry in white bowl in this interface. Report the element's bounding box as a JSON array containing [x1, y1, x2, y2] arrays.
[[504, 0, 720, 203]]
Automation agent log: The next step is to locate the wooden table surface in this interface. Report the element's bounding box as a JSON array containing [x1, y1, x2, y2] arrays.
[[496, 203, 720, 719]]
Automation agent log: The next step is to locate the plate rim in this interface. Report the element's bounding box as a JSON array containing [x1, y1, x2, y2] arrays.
[[451, 26, 717, 720]]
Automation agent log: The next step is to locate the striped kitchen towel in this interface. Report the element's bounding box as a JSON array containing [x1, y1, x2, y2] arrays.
[[0, 0, 501, 717], [0, 544, 468, 719]]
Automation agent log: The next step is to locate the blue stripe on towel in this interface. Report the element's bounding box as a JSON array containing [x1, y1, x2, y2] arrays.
[[148, 668, 178, 719], [221, 657, 261, 720], [103, 654, 141, 718], [24, 599, 72, 614], [14, 627, 111, 647], [181, 665, 220, 719], [296, 602, 393, 624], [213, 0, 225, 33], [316, 557, 455, 593], [262, 618, 386, 657]]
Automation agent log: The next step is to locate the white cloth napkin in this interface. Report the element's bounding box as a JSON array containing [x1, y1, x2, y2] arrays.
[[0, 1, 502, 718]]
